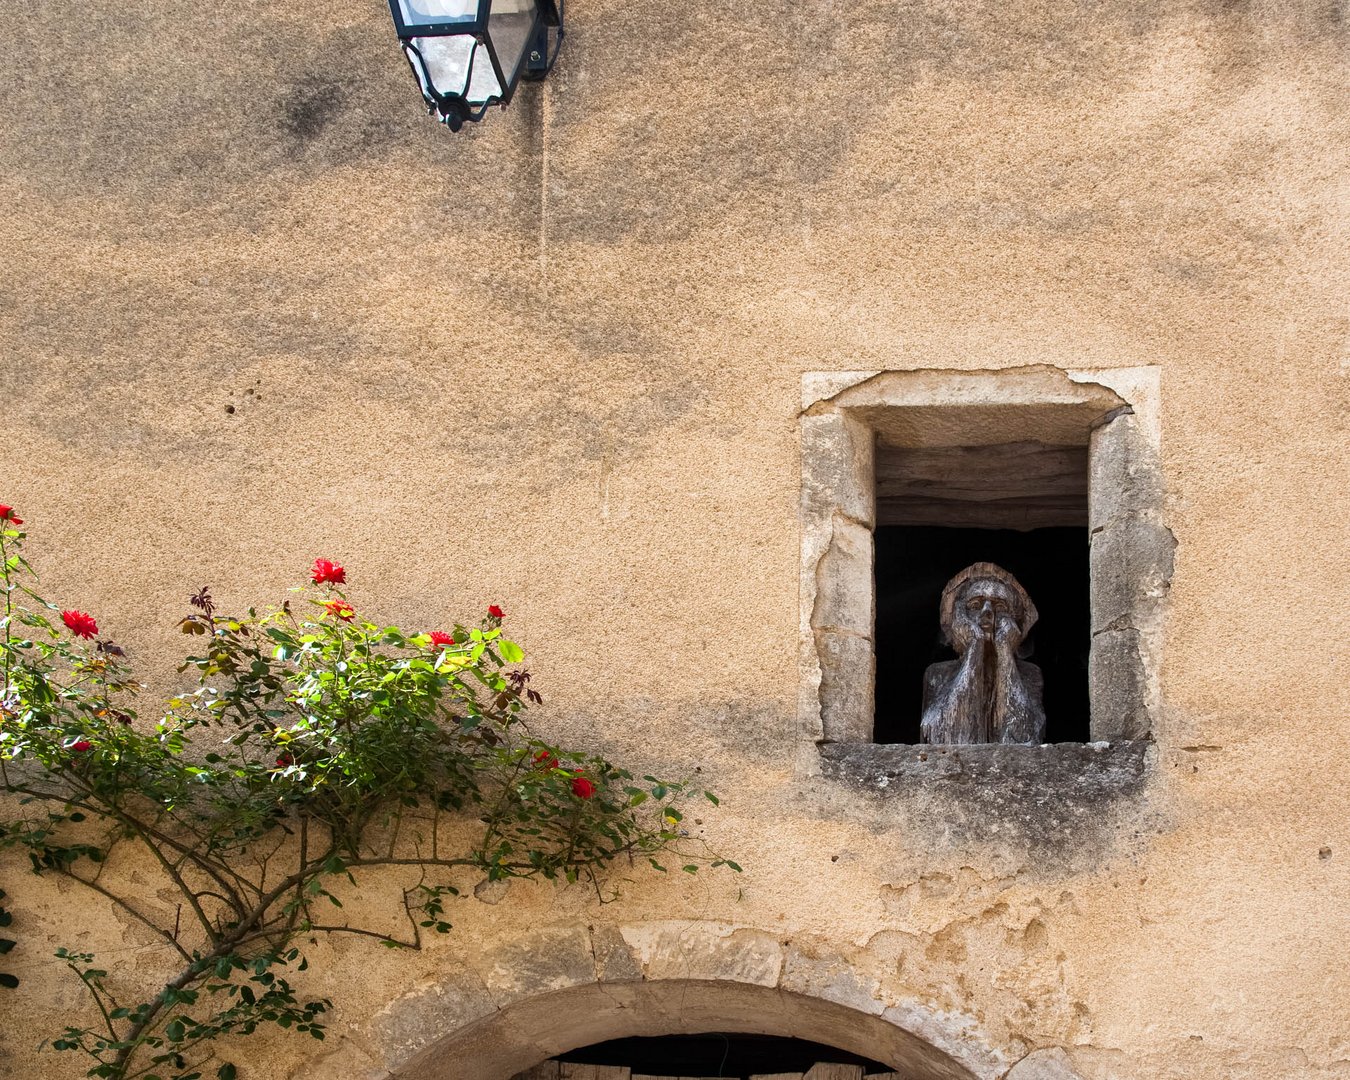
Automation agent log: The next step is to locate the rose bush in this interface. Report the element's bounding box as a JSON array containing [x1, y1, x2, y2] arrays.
[[0, 506, 735, 1080]]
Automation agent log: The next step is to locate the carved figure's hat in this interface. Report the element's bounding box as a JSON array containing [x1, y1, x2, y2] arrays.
[[938, 562, 1038, 643]]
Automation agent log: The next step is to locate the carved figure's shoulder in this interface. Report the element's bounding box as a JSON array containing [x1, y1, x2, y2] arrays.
[[923, 660, 960, 687], [1015, 659, 1044, 690]]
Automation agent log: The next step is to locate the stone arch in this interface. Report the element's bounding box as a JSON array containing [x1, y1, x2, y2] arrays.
[[392, 980, 989, 1080], [291, 921, 1021, 1080]]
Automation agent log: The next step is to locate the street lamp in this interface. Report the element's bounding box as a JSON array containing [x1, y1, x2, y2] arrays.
[[387, 0, 563, 131]]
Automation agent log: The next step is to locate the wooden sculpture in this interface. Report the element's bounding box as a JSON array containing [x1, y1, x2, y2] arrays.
[[920, 563, 1046, 745]]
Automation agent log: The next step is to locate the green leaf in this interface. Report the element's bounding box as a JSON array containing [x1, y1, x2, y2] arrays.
[[217, 1065, 237, 1080], [498, 639, 524, 664]]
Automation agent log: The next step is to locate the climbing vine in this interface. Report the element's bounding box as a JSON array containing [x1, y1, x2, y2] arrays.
[[0, 504, 735, 1079], [0, 885, 16, 990]]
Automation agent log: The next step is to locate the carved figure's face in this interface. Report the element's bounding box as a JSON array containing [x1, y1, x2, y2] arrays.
[[955, 579, 1022, 645]]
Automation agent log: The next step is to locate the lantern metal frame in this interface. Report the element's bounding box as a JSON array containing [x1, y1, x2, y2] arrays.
[[388, 0, 563, 130]]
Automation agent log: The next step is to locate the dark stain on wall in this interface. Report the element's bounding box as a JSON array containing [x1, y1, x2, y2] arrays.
[[282, 75, 348, 143]]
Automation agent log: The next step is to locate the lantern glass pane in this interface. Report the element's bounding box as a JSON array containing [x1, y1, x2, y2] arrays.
[[411, 34, 503, 103], [487, 0, 538, 86], [398, 0, 479, 26]]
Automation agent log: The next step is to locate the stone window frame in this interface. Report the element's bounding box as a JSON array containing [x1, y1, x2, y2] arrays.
[[798, 365, 1169, 764]]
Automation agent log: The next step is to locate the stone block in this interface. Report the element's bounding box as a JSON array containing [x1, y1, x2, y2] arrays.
[[877, 1000, 1005, 1080], [802, 371, 877, 411], [619, 922, 784, 986], [1088, 628, 1149, 740], [591, 922, 644, 982], [501, 983, 652, 1065], [800, 412, 874, 528], [810, 517, 873, 636], [780, 944, 885, 1016], [481, 925, 599, 1006], [1089, 513, 1175, 633], [1089, 522, 1133, 633], [1088, 412, 1163, 526], [818, 741, 1150, 861], [816, 629, 875, 743], [367, 971, 496, 1070]]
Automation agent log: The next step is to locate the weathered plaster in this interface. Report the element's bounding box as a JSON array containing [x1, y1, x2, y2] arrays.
[[2, 1, 1348, 1078]]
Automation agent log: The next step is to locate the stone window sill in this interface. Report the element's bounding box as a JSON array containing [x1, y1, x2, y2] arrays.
[[819, 740, 1150, 798]]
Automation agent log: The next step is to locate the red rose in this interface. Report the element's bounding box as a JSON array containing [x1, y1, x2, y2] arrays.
[[570, 775, 596, 799], [323, 599, 355, 621], [61, 610, 99, 640], [533, 750, 558, 771], [429, 630, 455, 648], [71, 740, 93, 753], [487, 605, 504, 619], [0, 504, 23, 525], [311, 558, 346, 586], [275, 753, 294, 768]]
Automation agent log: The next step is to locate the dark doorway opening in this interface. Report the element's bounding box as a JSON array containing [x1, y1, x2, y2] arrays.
[[558, 1032, 892, 1076], [874, 525, 1090, 744]]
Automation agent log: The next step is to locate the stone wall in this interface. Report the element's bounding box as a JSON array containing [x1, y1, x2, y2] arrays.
[[2, 1, 1348, 1078]]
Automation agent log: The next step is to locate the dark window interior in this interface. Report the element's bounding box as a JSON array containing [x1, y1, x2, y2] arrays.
[[558, 1032, 891, 1076], [874, 525, 1090, 744]]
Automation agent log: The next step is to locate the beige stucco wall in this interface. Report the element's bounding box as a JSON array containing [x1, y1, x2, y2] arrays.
[[2, 1, 1348, 1077]]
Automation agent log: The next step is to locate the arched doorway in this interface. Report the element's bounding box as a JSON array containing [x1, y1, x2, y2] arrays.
[[290, 922, 1014, 1080], [391, 979, 988, 1080], [521, 1031, 896, 1078]]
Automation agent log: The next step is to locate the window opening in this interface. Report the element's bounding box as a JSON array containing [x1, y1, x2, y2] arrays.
[[799, 366, 1166, 755], [874, 525, 1090, 744]]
